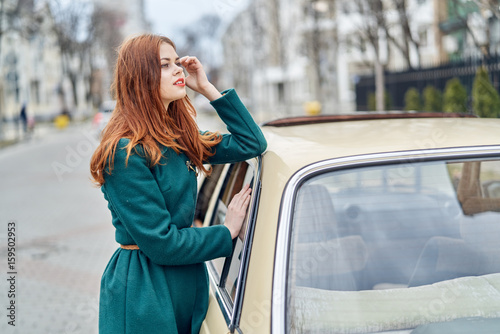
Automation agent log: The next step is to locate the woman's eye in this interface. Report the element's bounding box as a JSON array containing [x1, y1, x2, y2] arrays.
[[161, 63, 168, 68], [175, 62, 182, 68]]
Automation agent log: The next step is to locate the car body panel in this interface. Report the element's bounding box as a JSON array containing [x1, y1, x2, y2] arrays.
[[201, 283, 232, 334]]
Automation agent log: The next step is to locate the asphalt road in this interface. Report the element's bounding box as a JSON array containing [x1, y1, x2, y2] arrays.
[[0, 114, 227, 334]]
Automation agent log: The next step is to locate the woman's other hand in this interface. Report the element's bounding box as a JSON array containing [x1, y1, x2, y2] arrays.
[[224, 184, 252, 239], [180, 56, 222, 101]]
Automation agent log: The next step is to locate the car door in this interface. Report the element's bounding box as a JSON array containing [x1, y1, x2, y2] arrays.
[[198, 159, 261, 334]]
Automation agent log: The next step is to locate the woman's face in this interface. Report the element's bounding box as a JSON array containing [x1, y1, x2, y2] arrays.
[[159, 43, 186, 106]]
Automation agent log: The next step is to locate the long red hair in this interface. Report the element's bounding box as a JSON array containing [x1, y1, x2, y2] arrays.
[[90, 34, 221, 186]]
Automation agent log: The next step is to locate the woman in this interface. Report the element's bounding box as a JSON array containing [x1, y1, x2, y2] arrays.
[[90, 34, 267, 334]]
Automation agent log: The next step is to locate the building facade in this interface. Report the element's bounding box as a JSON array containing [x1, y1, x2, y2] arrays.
[[221, 0, 337, 119], [220, 0, 495, 116], [0, 0, 151, 140]]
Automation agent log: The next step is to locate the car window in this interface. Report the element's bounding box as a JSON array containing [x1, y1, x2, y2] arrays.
[[224, 165, 254, 300], [194, 164, 225, 227], [286, 158, 500, 333], [208, 162, 255, 291]]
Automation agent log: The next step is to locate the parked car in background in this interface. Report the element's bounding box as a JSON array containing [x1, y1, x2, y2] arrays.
[[197, 113, 500, 334], [92, 100, 116, 136]]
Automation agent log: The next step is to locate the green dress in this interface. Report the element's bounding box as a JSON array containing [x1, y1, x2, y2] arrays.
[[98, 89, 267, 334]]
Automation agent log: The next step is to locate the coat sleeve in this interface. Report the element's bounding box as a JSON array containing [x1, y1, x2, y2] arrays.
[[103, 140, 233, 266], [206, 89, 267, 164]]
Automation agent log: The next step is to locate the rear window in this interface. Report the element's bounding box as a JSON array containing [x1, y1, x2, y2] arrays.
[[287, 158, 500, 333]]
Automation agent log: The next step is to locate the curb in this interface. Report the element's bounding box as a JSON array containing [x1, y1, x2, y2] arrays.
[[0, 121, 90, 150]]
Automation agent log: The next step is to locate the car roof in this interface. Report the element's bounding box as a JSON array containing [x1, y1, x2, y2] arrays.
[[260, 115, 500, 179]]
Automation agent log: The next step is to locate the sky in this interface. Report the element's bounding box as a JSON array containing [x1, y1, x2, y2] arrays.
[[144, 0, 250, 37], [144, 0, 250, 67]]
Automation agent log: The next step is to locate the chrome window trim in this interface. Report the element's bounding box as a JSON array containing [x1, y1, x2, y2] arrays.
[[230, 157, 263, 332], [205, 157, 263, 332], [271, 145, 500, 333]]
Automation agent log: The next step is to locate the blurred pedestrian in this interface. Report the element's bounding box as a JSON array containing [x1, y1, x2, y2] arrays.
[[27, 115, 35, 133], [19, 103, 27, 134], [90, 34, 266, 334]]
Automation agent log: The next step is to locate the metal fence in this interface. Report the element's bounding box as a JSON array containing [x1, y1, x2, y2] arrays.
[[355, 53, 500, 111]]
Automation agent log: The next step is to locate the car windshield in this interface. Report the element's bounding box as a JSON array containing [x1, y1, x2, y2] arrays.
[[287, 158, 500, 334]]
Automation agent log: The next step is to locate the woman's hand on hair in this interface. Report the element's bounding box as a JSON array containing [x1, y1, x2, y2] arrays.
[[224, 184, 252, 239], [180, 56, 222, 101]]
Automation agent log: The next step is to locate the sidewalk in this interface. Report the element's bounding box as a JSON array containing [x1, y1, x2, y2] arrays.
[[0, 124, 114, 333], [0, 121, 80, 149]]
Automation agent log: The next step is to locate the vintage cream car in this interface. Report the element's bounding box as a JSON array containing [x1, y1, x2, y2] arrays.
[[196, 113, 500, 334]]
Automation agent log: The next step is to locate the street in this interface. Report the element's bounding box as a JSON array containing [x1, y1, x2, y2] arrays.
[[0, 123, 114, 334], [0, 114, 226, 334]]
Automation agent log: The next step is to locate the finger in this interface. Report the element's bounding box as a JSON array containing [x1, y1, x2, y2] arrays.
[[243, 187, 252, 198], [233, 190, 252, 209], [239, 184, 250, 194], [179, 57, 193, 69], [240, 187, 252, 205], [233, 185, 251, 203], [180, 57, 192, 69], [242, 193, 251, 207], [180, 56, 198, 66], [229, 193, 245, 209], [237, 196, 251, 216]]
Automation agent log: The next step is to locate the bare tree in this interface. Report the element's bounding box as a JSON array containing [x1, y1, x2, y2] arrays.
[[449, 0, 500, 59], [0, 0, 40, 136], [50, 0, 94, 113], [387, 0, 421, 69], [88, 7, 123, 67], [179, 15, 221, 63], [0, 0, 38, 58], [471, 0, 500, 19], [346, 0, 425, 109], [302, 0, 339, 113], [350, 0, 387, 111], [86, 5, 124, 106], [306, 1, 326, 107]]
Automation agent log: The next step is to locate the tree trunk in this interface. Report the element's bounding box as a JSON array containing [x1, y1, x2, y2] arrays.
[[312, 5, 324, 110], [375, 55, 385, 111], [69, 71, 78, 108]]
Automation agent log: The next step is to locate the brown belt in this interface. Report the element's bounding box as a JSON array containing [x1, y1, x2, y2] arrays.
[[120, 244, 139, 250]]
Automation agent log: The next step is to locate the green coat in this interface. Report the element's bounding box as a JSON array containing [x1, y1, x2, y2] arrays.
[[98, 89, 267, 334]]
